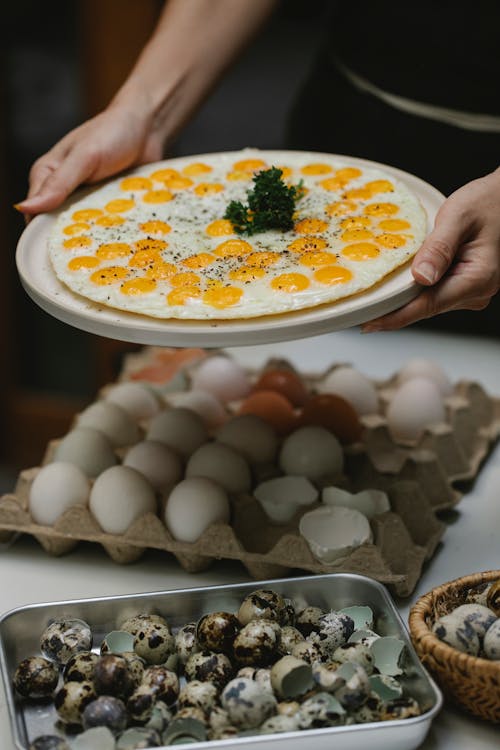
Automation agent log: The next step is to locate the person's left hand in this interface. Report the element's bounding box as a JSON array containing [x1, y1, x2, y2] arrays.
[[362, 168, 500, 332]]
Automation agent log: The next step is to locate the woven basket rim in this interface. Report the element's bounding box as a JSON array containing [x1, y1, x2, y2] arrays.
[[409, 569, 500, 676]]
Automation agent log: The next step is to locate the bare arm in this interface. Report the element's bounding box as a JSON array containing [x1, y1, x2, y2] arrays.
[[17, 0, 278, 215]]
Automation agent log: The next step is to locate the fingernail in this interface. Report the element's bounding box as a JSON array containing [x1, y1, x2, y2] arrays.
[[13, 203, 25, 212], [415, 261, 437, 284]]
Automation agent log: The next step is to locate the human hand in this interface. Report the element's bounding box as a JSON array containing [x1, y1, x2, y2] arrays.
[[362, 168, 500, 331], [14, 104, 166, 217]]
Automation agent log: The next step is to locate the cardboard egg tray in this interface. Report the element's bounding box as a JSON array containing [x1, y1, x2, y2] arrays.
[[0, 348, 498, 598]]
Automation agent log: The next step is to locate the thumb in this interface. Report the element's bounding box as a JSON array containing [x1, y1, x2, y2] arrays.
[[412, 205, 468, 286]]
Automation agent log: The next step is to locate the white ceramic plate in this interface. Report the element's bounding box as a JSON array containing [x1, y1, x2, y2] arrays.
[[16, 150, 445, 347]]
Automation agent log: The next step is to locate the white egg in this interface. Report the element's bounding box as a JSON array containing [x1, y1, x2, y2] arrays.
[[123, 440, 183, 492], [279, 426, 343, 480], [318, 366, 379, 415], [146, 407, 208, 458], [103, 381, 162, 420], [386, 376, 446, 442], [254, 476, 318, 524], [89, 465, 157, 534], [185, 442, 251, 494], [165, 389, 227, 427], [396, 358, 453, 395], [189, 356, 251, 402], [53, 427, 117, 477], [29, 462, 90, 525], [216, 414, 278, 464], [76, 401, 141, 447], [164, 477, 230, 542]]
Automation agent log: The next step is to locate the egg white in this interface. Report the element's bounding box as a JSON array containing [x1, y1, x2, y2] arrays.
[[48, 148, 428, 320]]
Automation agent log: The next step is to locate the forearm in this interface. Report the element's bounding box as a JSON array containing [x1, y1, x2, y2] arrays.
[[111, 0, 279, 143]]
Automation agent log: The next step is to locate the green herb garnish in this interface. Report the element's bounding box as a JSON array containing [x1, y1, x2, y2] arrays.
[[224, 167, 304, 235]]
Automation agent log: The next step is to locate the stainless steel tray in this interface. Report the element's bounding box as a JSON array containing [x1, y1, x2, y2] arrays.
[[0, 573, 442, 750]]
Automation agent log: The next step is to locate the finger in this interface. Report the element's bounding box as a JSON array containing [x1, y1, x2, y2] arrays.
[[412, 204, 470, 286]]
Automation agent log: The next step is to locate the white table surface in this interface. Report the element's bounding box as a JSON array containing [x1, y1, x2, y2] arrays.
[[1, 326, 499, 749]]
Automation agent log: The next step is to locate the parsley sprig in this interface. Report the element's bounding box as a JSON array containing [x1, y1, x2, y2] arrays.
[[224, 167, 304, 235]]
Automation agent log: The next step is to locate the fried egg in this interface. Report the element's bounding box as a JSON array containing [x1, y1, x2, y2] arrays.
[[48, 149, 428, 320]]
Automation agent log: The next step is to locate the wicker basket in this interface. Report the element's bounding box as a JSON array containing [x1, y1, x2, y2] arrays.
[[409, 569, 500, 723]]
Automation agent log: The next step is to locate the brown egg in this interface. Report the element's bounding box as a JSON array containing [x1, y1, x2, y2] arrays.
[[252, 369, 308, 407], [238, 391, 297, 435], [299, 394, 363, 444]]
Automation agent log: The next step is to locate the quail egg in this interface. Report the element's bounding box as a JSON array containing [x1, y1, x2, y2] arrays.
[[297, 692, 346, 728], [63, 651, 99, 683], [236, 666, 273, 692], [140, 665, 180, 705], [53, 679, 97, 725], [40, 618, 92, 665], [484, 618, 500, 660], [432, 613, 481, 656], [309, 611, 355, 659], [116, 727, 162, 749], [221, 677, 277, 729], [196, 611, 241, 654], [184, 650, 233, 690], [290, 640, 322, 664], [81, 695, 127, 733], [334, 662, 371, 710], [295, 606, 325, 636], [132, 620, 175, 665], [277, 625, 305, 655], [93, 654, 135, 699], [175, 622, 201, 666], [126, 683, 158, 723], [233, 619, 281, 666], [381, 696, 421, 720], [260, 714, 300, 733], [238, 589, 289, 626], [29, 738, 70, 750], [178, 679, 219, 714], [332, 641, 374, 674], [13, 656, 59, 699]]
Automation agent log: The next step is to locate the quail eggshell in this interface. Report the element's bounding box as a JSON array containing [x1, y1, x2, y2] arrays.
[[29, 737, 70, 750], [322, 486, 390, 519], [279, 425, 343, 480], [254, 475, 318, 524], [299, 505, 372, 563], [103, 381, 162, 420], [76, 400, 141, 447], [190, 355, 251, 402], [317, 365, 379, 415], [386, 376, 446, 443], [72, 727, 116, 750], [396, 357, 453, 395], [270, 655, 314, 699], [100, 630, 135, 655], [115, 727, 162, 749], [146, 406, 208, 458], [370, 636, 405, 675], [53, 427, 117, 477], [369, 674, 403, 701], [123, 439, 183, 492], [164, 477, 230, 542], [334, 662, 371, 710], [297, 692, 346, 728], [89, 466, 156, 534], [185, 441, 251, 494], [339, 606, 374, 631], [483, 618, 500, 660], [216, 414, 278, 464], [165, 389, 227, 427], [29, 462, 91, 526]]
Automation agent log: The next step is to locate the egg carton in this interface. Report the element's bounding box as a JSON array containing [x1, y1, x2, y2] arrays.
[[0, 468, 443, 597]]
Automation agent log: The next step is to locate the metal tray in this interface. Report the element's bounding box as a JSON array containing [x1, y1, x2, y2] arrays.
[[0, 573, 442, 750]]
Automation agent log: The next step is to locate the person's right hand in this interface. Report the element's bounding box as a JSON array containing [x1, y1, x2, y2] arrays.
[[15, 104, 166, 217]]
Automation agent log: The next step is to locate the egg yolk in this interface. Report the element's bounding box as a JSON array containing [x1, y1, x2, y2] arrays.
[[105, 198, 135, 213], [134, 238, 168, 253], [128, 249, 161, 268], [336, 167, 362, 181], [238, 390, 297, 435], [163, 176, 194, 190], [90, 266, 129, 285], [182, 253, 215, 269], [229, 267, 266, 282], [294, 218, 329, 234], [67, 256, 100, 271], [233, 158, 267, 172], [271, 273, 309, 292], [194, 183, 224, 196], [343, 188, 373, 200], [202, 286, 243, 309], [314, 266, 353, 285], [167, 286, 201, 305], [300, 394, 362, 444], [319, 177, 350, 191], [120, 176, 153, 191], [363, 202, 399, 216], [341, 228, 374, 242], [378, 219, 411, 231], [325, 200, 357, 216], [182, 162, 213, 176], [144, 261, 177, 280], [171, 272, 200, 287], [63, 236, 93, 250], [95, 215, 125, 227], [300, 251, 338, 267], [277, 166, 292, 178], [246, 251, 280, 267], [253, 368, 308, 406], [339, 216, 371, 229], [120, 278, 157, 295], [206, 219, 234, 236], [365, 179, 394, 194], [63, 222, 90, 236], [72, 208, 103, 222], [301, 163, 333, 175], [213, 239, 253, 257], [150, 168, 180, 181], [342, 243, 380, 260], [142, 189, 173, 204], [288, 236, 328, 253], [140, 220, 171, 234], [96, 242, 131, 259], [377, 233, 407, 248], [226, 170, 251, 181]]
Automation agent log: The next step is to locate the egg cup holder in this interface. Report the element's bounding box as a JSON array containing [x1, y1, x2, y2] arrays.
[[0, 349, 498, 599]]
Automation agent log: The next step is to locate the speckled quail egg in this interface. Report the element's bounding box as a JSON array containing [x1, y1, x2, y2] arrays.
[[295, 606, 325, 636], [221, 677, 277, 729], [132, 620, 175, 665], [450, 603, 498, 638], [196, 611, 241, 654], [276, 626, 305, 656], [175, 622, 201, 666], [174, 705, 208, 725], [238, 589, 289, 626], [116, 727, 162, 749], [40, 618, 92, 665], [121, 651, 146, 687], [233, 619, 281, 666], [276, 700, 301, 717], [93, 654, 135, 699], [208, 705, 232, 733], [63, 651, 99, 683], [290, 640, 322, 664], [29, 737, 70, 750], [260, 714, 300, 733], [332, 641, 374, 674], [140, 665, 180, 705], [53, 679, 97, 725], [13, 656, 59, 699], [297, 691, 346, 728], [308, 611, 355, 659], [126, 683, 158, 723], [145, 701, 173, 732], [208, 725, 239, 741], [334, 662, 371, 710], [351, 692, 384, 723], [236, 666, 273, 693], [184, 650, 234, 690], [381, 696, 421, 720], [81, 695, 127, 733], [311, 662, 345, 693], [432, 613, 481, 656], [271, 655, 314, 699], [486, 581, 500, 615], [484, 619, 500, 660], [178, 679, 219, 714], [120, 613, 168, 632]]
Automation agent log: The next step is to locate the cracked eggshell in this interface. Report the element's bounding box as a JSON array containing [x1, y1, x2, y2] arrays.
[[165, 389, 227, 428], [369, 674, 403, 701], [53, 427, 117, 477], [254, 476, 318, 524], [89, 466, 156, 534], [334, 662, 371, 710], [322, 487, 390, 519], [216, 414, 278, 464], [100, 630, 135, 655], [370, 636, 406, 676], [73, 727, 116, 750], [299, 506, 373, 563], [76, 400, 141, 447], [29, 462, 91, 526], [123, 440, 183, 493], [279, 426, 343, 480], [103, 381, 162, 420], [317, 365, 379, 416], [297, 692, 346, 729], [270, 655, 314, 699], [339, 606, 374, 631], [386, 376, 446, 443], [164, 477, 230, 543], [185, 441, 251, 494]]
